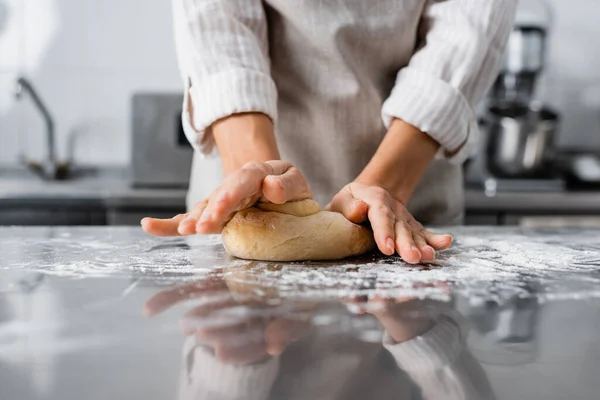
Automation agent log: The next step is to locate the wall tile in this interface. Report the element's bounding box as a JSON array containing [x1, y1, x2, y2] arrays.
[[28, 0, 178, 72], [0, 0, 181, 165]]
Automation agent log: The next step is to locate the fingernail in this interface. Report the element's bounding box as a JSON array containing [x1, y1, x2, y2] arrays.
[[427, 245, 436, 257], [273, 177, 284, 189], [411, 245, 421, 255], [386, 238, 395, 253], [268, 346, 285, 356]]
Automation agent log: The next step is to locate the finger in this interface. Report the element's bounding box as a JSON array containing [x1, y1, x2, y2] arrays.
[[180, 297, 239, 333], [262, 166, 312, 204], [142, 278, 228, 317], [421, 230, 453, 250], [141, 214, 187, 237], [195, 319, 263, 345], [327, 189, 369, 224], [178, 200, 207, 235], [394, 220, 421, 264], [264, 318, 310, 356], [368, 204, 396, 256], [260, 160, 293, 175], [213, 339, 269, 365], [412, 231, 435, 262], [204, 160, 290, 218], [196, 166, 266, 233]]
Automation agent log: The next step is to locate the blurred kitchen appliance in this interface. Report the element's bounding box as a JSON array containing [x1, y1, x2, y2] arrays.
[[467, 0, 563, 192], [490, 25, 547, 107], [564, 153, 600, 190], [485, 103, 558, 178], [457, 291, 541, 366], [130, 93, 193, 188]]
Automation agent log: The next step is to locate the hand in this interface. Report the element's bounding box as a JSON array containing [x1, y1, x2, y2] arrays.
[[143, 269, 312, 365], [327, 182, 452, 263], [344, 282, 450, 342], [141, 160, 311, 236]]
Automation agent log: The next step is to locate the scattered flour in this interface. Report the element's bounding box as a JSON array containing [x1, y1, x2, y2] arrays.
[[2, 227, 600, 303]]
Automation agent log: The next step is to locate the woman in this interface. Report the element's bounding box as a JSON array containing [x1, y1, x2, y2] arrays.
[[142, 0, 517, 263]]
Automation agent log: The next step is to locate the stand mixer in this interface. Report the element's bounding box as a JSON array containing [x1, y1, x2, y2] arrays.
[[467, 0, 563, 194]]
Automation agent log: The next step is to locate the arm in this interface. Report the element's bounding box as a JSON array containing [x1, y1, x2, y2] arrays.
[[329, 1, 516, 262], [381, 0, 517, 164], [384, 315, 496, 400], [370, 0, 518, 195], [143, 1, 309, 237], [367, 297, 496, 400], [172, 0, 280, 168], [181, 338, 280, 400]]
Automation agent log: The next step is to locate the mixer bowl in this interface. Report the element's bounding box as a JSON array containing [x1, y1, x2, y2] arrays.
[[484, 104, 559, 178]]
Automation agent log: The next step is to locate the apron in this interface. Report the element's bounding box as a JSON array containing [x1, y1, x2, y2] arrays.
[[187, 0, 465, 225]]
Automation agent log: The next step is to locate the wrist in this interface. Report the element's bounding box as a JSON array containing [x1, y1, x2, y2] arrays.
[[356, 119, 439, 204], [212, 113, 280, 173]]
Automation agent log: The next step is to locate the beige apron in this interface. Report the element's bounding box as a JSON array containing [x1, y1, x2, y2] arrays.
[[187, 1, 467, 225]]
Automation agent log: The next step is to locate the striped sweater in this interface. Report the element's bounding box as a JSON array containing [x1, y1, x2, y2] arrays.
[[173, 0, 516, 222]]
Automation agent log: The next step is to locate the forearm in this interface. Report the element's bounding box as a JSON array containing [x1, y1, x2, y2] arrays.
[[356, 119, 439, 205], [212, 113, 281, 173]]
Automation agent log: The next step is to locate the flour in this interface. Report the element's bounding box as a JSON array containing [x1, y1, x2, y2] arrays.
[[2, 227, 600, 303]]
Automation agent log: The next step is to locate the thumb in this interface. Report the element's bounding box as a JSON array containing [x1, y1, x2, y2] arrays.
[[262, 166, 312, 204], [327, 189, 368, 224]]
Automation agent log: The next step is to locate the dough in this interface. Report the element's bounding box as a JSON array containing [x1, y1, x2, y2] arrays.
[[222, 199, 375, 261]]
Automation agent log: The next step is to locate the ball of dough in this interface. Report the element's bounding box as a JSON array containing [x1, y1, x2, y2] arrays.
[[222, 199, 375, 261], [256, 199, 320, 217]]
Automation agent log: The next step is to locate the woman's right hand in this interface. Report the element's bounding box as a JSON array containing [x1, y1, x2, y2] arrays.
[[141, 160, 311, 236]]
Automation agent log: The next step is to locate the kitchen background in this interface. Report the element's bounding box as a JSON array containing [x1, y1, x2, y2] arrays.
[[1, 0, 600, 227], [1, 0, 600, 166], [0, 0, 181, 165]]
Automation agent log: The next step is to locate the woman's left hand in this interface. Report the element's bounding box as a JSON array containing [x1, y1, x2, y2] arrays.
[[326, 182, 452, 263]]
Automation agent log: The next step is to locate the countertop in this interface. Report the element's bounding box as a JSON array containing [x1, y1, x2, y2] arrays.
[[3, 166, 600, 213], [2, 226, 600, 400], [0, 166, 187, 208]]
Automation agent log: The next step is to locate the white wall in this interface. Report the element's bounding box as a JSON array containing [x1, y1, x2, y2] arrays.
[[0, 0, 599, 166], [541, 0, 600, 150], [0, 0, 182, 166]]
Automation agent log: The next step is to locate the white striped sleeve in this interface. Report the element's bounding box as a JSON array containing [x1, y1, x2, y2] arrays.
[[381, 0, 517, 164], [172, 0, 277, 155]]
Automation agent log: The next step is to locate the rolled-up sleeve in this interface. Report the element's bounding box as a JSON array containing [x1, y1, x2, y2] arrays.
[[172, 0, 278, 155], [381, 0, 517, 163], [384, 313, 496, 400]]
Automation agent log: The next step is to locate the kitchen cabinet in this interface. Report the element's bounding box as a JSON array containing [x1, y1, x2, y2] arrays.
[[0, 167, 187, 226], [465, 189, 600, 226], [3, 167, 600, 226], [0, 200, 106, 226]]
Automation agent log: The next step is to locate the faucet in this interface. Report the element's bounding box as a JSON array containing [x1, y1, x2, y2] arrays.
[[14, 77, 65, 179]]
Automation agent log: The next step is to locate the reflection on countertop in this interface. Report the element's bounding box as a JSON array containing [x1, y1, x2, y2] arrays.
[[1, 226, 600, 399]]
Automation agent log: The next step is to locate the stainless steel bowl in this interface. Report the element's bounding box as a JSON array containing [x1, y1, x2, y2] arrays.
[[484, 104, 559, 178]]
